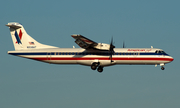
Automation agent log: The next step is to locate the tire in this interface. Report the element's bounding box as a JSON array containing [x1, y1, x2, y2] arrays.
[[97, 66, 103, 72]]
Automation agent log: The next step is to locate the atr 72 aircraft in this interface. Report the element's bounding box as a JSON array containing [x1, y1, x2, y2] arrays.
[[6, 22, 174, 72]]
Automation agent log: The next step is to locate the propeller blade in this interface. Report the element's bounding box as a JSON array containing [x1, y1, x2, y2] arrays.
[[109, 37, 115, 62]]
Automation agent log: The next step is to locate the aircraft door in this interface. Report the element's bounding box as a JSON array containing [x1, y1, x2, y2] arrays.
[[47, 52, 51, 61]]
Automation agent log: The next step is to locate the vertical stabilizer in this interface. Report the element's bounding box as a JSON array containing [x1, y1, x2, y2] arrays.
[[6, 22, 57, 50]]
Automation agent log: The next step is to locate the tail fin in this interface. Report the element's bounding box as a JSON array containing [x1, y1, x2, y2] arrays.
[[6, 22, 57, 50]]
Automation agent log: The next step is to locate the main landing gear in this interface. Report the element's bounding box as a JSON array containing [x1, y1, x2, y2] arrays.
[[91, 62, 103, 73], [97, 66, 103, 72], [91, 62, 99, 70]]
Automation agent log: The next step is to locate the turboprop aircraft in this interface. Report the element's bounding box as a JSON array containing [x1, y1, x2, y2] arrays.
[[6, 22, 174, 72]]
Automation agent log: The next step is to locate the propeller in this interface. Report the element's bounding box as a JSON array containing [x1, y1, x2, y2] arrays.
[[109, 37, 115, 62]]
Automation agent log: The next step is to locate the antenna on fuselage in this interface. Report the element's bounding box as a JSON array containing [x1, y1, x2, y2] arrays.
[[123, 41, 126, 48]]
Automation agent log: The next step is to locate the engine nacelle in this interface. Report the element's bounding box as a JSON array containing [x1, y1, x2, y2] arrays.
[[94, 43, 110, 50]]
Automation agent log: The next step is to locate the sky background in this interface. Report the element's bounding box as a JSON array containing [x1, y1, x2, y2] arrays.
[[0, 0, 180, 108]]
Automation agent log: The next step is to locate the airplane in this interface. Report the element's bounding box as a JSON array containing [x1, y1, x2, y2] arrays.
[[6, 22, 174, 73]]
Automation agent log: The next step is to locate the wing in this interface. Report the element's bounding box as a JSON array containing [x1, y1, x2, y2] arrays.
[[71, 34, 98, 49]]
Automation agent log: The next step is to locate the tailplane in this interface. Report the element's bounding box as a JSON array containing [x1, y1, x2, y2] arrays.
[[6, 22, 57, 50]]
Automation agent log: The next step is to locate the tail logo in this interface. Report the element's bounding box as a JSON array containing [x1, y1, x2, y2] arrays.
[[15, 29, 23, 44]]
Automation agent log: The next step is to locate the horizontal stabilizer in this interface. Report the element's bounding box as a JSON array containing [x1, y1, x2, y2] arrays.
[[6, 22, 22, 29]]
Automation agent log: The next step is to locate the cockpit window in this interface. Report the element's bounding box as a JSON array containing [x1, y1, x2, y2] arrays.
[[155, 50, 159, 53], [155, 50, 166, 54]]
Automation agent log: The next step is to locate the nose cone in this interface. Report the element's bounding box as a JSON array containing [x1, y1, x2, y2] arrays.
[[169, 56, 174, 62]]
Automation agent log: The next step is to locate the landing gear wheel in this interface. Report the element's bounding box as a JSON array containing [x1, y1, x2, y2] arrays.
[[91, 63, 99, 70], [97, 66, 103, 73], [161, 66, 165, 70], [91, 65, 97, 70]]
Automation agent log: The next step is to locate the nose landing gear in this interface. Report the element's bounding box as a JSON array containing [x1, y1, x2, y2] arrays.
[[160, 63, 165, 70], [161, 66, 165, 70]]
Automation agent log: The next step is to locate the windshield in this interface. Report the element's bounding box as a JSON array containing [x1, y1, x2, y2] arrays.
[[155, 50, 166, 54]]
